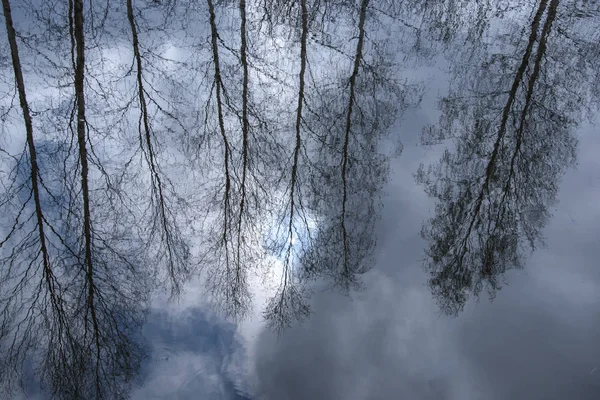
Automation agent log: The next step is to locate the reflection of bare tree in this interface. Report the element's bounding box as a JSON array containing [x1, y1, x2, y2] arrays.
[[1, 0, 418, 394], [234, 0, 252, 318], [261, 0, 417, 331], [263, 0, 311, 333], [0, 0, 148, 398], [418, 0, 598, 315], [126, 0, 191, 297], [300, 0, 411, 291], [339, 0, 370, 288], [309, 0, 378, 291], [200, 0, 283, 320], [202, 0, 245, 319]]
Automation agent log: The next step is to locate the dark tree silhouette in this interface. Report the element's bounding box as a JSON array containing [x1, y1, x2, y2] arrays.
[[417, 0, 599, 315], [126, 0, 191, 297], [199, 0, 254, 320], [263, 0, 312, 333], [298, 0, 411, 289], [262, 0, 416, 331], [0, 0, 149, 398]]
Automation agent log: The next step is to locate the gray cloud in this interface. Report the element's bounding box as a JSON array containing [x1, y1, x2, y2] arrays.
[[251, 116, 600, 399]]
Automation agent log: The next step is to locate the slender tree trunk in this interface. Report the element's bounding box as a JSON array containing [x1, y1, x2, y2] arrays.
[[507, 0, 557, 186], [490, 0, 558, 265], [127, 0, 182, 295], [1, 0, 63, 315], [340, 0, 369, 279], [456, 0, 550, 267], [235, 0, 249, 302], [71, 0, 101, 390], [282, 0, 308, 289], [207, 0, 236, 308], [264, 0, 310, 332]]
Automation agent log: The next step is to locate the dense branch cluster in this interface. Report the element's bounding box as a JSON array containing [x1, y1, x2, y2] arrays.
[[0, 0, 416, 396], [417, 0, 600, 315]]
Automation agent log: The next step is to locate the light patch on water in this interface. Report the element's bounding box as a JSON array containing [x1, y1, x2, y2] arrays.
[[267, 212, 318, 253]]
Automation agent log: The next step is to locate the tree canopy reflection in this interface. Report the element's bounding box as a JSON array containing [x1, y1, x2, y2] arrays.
[[417, 0, 600, 315]]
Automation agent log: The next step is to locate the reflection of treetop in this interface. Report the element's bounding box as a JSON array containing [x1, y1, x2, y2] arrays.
[[0, 0, 419, 397], [417, 0, 599, 316]]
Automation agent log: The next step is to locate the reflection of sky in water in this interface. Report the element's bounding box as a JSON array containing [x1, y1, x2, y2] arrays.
[[266, 212, 318, 263], [129, 213, 318, 400], [133, 308, 251, 400], [2, 1, 600, 399]]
